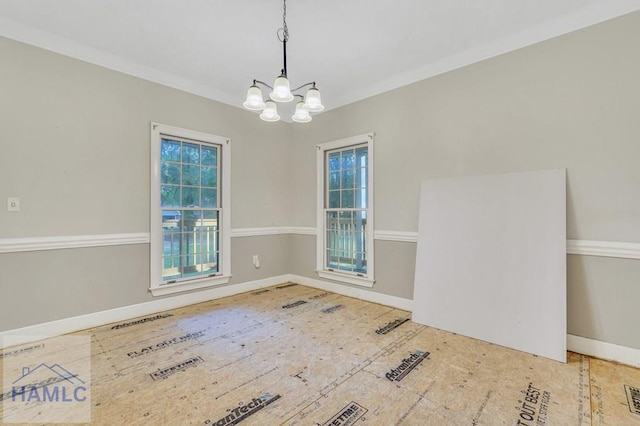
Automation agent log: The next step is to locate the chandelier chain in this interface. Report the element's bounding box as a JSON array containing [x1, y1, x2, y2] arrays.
[[277, 0, 289, 42]]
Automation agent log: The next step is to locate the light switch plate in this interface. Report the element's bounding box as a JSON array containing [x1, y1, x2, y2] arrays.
[[7, 197, 20, 212]]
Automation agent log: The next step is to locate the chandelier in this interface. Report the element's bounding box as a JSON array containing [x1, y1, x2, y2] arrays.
[[243, 0, 324, 123]]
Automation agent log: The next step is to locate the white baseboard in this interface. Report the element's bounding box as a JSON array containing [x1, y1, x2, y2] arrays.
[[567, 334, 640, 368], [3, 273, 638, 368], [287, 274, 413, 311], [0, 275, 289, 349]]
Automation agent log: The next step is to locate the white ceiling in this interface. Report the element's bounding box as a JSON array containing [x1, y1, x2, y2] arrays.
[[1, 0, 639, 119]]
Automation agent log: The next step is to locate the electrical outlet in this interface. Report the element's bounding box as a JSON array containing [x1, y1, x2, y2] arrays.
[[252, 255, 261, 268], [7, 197, 20, 212]]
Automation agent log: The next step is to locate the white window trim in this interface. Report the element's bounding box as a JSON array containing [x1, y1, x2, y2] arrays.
[[316, 133, 375, 288], [149, 122, 231, 296]]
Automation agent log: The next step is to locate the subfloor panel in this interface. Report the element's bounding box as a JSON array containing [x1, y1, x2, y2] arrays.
[[1, 282, 638, 425]]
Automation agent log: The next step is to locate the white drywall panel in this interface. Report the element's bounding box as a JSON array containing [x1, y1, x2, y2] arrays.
[[412, 169, 566, 362]]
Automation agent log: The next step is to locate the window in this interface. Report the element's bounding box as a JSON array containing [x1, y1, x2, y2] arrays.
[[316, 133, 374, 287], [150, 123, 231, 296]]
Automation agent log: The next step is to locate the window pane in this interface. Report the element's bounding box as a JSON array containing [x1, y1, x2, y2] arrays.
[[328, 152, 340, 171], [355, 189, 367, 209], [341, 169, 354, 189], [326, 230, 337, 250], [162, 262, 180, 280], [354, 231, 366, 253], [202, 253, 218, 274], [341, 150, 355, 168], [339, 210, 352, 221], [181, 187, 199, 207], [201, 146, 217, 166], [355, 167, 367, 188], [162, 211, 181, 231], [162, 231, 172, 256], [182, 164, 200, 186], [326, 211, 338, 230], [327, 249, 339, 268], [182, 143, 200, 164], [328, 172, 340, 190], [328, 191, 340, 208], [179, 231, 198, 271], [201, 167, 217, 187], [355, 147, 368, 168], [340, 231, 352, 251], [161, 162, 180, 185], [201, 188, 217, 208], [341, 190, 354, 208], [201, 221, 219, 274], [194, 231, 205, 253], [202, 210, 218, 223], [180, 210, 193, 221], [340, 254, 354, 271], [180, 254, 200, 278], [162, 227, 181, 256], [171, 232, 182, 255], [161, 139, 181, 162], [210, 230, 219, 254], [161, 185, 180, 207], [354, 252, 367, 273]]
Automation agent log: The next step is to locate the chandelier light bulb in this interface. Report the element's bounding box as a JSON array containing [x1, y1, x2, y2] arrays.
[[303, 86, 324, 112], [260, 100, 280, 122], [243, 85, 266, 111], [292, 101, 312, 123], [270, 74, 294, 102]]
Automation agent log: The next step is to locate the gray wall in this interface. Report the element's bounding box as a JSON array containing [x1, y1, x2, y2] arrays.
[[0, 235, 291, 331], [0, 37, 292, 331], [2, 11, 639, 350], [0, 37, 293, 236], [290, 11, 640, 349]]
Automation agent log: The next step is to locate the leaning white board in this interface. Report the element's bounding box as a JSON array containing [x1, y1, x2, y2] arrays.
[[412, 169, 566, 362]]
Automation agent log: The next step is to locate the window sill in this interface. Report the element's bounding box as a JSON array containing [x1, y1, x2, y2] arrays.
[[317, 270, 375, 288], [149, 275, 231, 296]]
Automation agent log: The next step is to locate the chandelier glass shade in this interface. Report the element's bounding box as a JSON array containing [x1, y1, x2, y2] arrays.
[[243, 0, 323, 123], [270, 73, 294, 103], [303, 86, 324, 112], [292, 100, 312, 123], [259, 100, 280, 122], [242, 85, 266, 111]]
